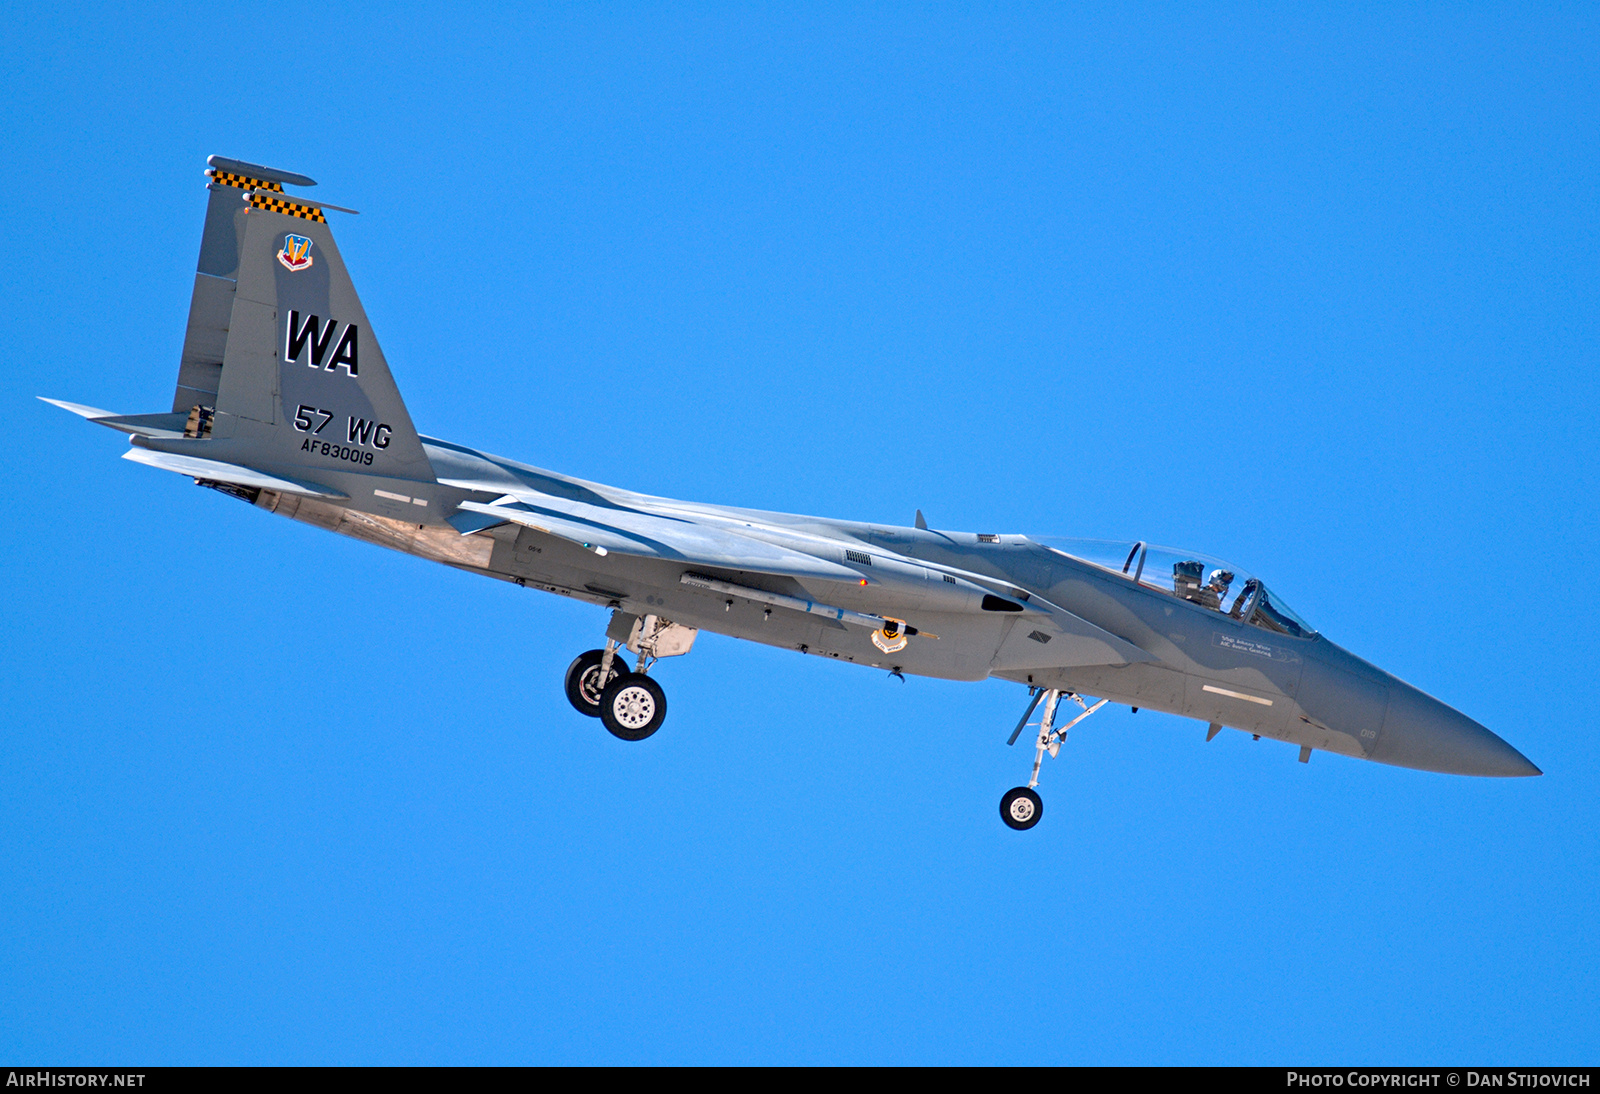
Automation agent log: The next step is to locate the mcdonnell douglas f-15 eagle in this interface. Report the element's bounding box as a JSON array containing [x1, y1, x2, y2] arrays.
[[45, 157, 1540, 830]]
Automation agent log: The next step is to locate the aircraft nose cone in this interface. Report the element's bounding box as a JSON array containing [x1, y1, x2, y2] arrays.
[[1372, 684, 1541, 777]]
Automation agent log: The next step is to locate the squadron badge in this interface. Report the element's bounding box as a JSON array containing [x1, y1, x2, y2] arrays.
[[277, 234, 314, 272]]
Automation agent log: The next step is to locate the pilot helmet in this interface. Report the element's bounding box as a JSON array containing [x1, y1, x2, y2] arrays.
[[1208, 569, 1235, 588]]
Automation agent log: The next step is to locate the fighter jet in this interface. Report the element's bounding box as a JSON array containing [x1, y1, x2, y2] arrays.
[[44, 157, 1540, 830]]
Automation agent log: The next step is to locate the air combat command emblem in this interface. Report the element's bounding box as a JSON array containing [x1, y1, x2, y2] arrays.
[[277, 234, 314, 271]]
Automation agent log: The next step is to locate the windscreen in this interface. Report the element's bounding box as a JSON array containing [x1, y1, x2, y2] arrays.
[[1033, 538, 1143, 577], [1035, 537, 1318, 639]]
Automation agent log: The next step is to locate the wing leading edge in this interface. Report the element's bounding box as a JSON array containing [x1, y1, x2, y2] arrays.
[[451, 494, 863, 582]]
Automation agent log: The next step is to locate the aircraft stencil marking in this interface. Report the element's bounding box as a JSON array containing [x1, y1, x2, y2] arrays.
[[43, 155, 1542, 831], [292, 405, 334, 434], [298, 438, 375, 466], [346, 417, 391, 448], [1212, 632, 1297, 662], [1202, 684, 1275, 707]]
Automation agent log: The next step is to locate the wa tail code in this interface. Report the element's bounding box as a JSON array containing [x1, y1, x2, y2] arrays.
[[284, 310, 359, 375]]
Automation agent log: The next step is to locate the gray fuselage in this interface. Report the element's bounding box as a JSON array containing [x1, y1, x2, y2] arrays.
[[236, 431, 1538, 780]]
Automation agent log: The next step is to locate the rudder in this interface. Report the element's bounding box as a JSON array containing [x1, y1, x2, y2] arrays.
[[171, 157, 313, 414]]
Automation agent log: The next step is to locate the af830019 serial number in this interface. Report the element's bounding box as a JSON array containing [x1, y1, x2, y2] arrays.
[[300, 437, 374, 464]]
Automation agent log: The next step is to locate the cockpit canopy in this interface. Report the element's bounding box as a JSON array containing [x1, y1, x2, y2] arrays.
[[1034, 538, 1318, 640]]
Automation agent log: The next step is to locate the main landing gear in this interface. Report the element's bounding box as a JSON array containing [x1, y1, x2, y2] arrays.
[[564, 641, 670, 740], [999, 688, 1108, 830], [562, 612, 698, 742]]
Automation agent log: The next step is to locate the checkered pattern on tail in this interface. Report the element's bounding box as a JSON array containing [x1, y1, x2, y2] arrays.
[[247, 192, 326, 223], [207, 169, 283, 192]]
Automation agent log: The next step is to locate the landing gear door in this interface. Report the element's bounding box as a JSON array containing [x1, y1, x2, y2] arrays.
[[610, 612, 698, 659]]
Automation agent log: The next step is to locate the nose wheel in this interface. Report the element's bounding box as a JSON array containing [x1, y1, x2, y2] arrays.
[[999, 688, 1107, 831], [1000, 786, 1042, 830]]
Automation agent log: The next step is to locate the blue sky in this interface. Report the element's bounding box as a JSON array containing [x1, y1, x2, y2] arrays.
[[2, 3, 1596, 1064]]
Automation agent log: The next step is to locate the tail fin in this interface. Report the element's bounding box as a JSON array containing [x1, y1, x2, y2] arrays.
[[164, 155, 434, 484], [170, 156, 314, 414]]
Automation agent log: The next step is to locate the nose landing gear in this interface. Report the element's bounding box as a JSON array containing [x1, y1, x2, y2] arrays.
[[999, 688, 1108, 830]]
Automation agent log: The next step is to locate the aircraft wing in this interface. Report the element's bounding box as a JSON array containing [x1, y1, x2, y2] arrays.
[[448, 484, 1155, 669], [448, 491, 865, 583]]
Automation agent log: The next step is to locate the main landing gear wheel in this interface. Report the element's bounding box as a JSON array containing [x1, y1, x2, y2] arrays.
[[599, 672, 668, 741], [1000, 787, 1043, 830], [564, 649, 622, 718]]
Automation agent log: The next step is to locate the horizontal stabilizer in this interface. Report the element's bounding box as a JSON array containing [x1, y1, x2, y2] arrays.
[[40, 397, 118, 420], [122, 447, 346, 498], [41, 398, 193, 439]]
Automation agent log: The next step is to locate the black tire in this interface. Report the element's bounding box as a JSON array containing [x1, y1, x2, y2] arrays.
[[564, 649, 622, 718], [599, 672, 668, 741], [1000, 786, 1043, 830]]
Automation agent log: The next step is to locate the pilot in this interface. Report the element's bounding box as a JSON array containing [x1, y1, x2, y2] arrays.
[[1201, 569, 1234, 611]]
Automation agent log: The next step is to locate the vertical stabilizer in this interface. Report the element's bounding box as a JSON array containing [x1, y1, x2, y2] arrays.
[[165, 157, 434, 485], [172, 157, 314, 413]]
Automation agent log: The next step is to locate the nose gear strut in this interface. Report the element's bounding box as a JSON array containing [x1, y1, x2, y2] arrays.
[[999, 688, 1108, 830]]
